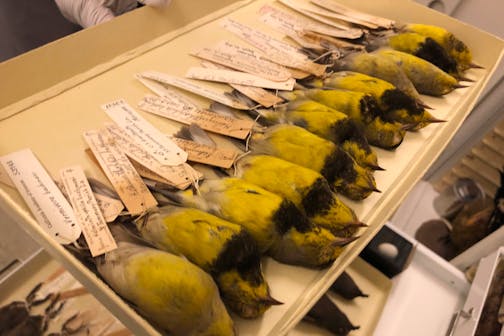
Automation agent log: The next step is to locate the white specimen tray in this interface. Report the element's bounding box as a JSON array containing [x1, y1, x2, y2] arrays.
[[1, 0, 503, 335]]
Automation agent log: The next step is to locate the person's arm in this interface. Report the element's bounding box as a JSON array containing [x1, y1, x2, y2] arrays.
[[54, 0, 115, 28], [139, 0, 172, 8]]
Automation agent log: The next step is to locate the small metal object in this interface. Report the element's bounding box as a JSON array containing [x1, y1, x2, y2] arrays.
[[433, 178, 485, 219], [445, 308, 475, 336]]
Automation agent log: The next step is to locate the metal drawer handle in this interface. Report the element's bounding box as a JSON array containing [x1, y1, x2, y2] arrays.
[[445, 308, 474, 336]]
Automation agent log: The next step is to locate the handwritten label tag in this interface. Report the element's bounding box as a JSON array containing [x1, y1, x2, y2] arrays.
[[186, 67, 295, 91], [258, 8, 324, 50], [83, 129, 158, 215], [171, 137, 237, 169], [200, 61, 283, 108], [221, 18, 307, 60], [60, 166, 117, 257], [302, 2, 370, 29], [135, 75, 201, 110], [277, 0, 363, 38], [259, 5, 359, 40], [191, 41, 292, 82], [138, 95, 254, 140], [221, 18, 326, 76], [105, 123, 194, 189], [0, 164, 15, 188], [102, 99, 187, 166], [94, 193, 124, 223], [0, 149, 81, 244], [140, 71, 251, 110], [129, 159, 202, 187], [310, 0, 394, 29]]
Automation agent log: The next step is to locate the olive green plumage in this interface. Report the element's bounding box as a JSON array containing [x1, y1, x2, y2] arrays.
[[280, 89, 406, 149], [258, 100, 379, 169], [250, 125, 378, 200], [135, 206, 277, 318], [170, 177, 348, 267], [233, 154, 362, 236], [368, 31, 459, 76], [402, 23, 475, 73], [96, 239, 235, 336], [307, 71, 442, 129], [373, 48, 460, 96], [333, 51, 421, 101]]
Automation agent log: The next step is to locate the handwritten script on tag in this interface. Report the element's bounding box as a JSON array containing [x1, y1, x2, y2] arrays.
[[139, 95, 254, 140], [192, 41, 292, 82], [200, 61, 283, 108], [172, 137, 237, 169], [277, 0, 363, 38], [60, 166, 117, 257], [186, 67, 295, 90], [102, 99, 187, 166], [105, 123, 194, 190], [221, 18, 326, 76], [83, 129, 157, 215], [93, 193, 124, 223], [0, 149, 81, 244], [135, 75, 201, 111], [140, 71, 251, 110]]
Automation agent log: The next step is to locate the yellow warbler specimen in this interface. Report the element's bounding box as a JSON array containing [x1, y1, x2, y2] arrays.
[[168, 177, 348, 267], [135, 206, 279, 318], [368, 31, 459, 76], [96, 240, 235, 336], [250, 125, 378, 200], [374, 48, 462, 96], [402, 23, 475, 72], [309, 71, 442, 129], [258, 100, 380, 170], [281, 89, 406, 149], [233, 154, 363, 236], [333, 51, 421, 102]]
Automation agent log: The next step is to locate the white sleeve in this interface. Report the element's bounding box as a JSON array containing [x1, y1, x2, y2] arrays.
[[54, 0, 116, 28], [139, 0, 172, 8]]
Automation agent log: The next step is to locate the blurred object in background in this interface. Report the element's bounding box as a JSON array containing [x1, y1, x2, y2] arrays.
[[0, 0, 81, 62], [487, 167, 504, 234], [433, 177, 486, 221], [450, 167, 503, 255], [449, 197, 494, 254], [54, 0, 172, 29], [415, 218, 456, 260]]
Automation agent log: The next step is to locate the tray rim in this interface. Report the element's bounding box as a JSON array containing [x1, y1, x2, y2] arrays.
[[1, 0, 504, 335]]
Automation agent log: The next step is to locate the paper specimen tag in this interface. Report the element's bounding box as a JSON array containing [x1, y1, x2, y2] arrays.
[[279, 0, 363, 32], [186, 67, 295, 90], [302, 3, 371, 30], [259, 5, 359, 40], [83, 129, 157, 215], [135, 75, 201, 111], [0, 149, 81, 244], [138, 95, 254, 140], [277, 0, 363, 37], [259, 5, 303, 36], [93, 193, 124, 223], [221, 18, 307, 60], [105, 123, 194, 189], [299, 30, 364, 51], [191, 41, 292, 82], [310, 0, 394, 29], [102, 99, 187, 166], [221, 18, 326, 76], [140, 71, 251, 110], [60, 166, 117, 257], [200, 61, 283, 108], [0, 164, 15, 188], [171, 137, 237, 169]]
